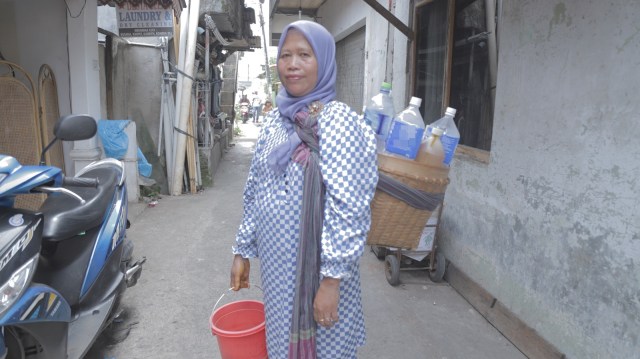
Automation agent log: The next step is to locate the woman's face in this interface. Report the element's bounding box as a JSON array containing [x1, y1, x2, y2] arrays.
[[278, 29, 318, 98]]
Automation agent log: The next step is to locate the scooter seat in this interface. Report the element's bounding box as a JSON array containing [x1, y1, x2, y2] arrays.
[[40, 164, 121, 241]]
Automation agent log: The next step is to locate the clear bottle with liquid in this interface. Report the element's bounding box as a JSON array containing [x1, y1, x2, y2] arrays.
[[426, 107, 458, 166], [363, 82, 396, 152], [385, 97, 425, 160], [416, 126, 445, 167]]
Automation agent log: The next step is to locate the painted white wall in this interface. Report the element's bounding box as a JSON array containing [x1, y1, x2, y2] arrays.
[[0, 0, 76, 173], [0, 0, 71, 116], [66, 0, 103, 174]]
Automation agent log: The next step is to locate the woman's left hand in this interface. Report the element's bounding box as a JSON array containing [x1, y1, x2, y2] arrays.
[[313, 277, 340, 328]]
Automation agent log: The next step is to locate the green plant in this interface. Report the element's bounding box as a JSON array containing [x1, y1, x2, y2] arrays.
[[234, 124, 242, 136], [140, 184, 161, 200]]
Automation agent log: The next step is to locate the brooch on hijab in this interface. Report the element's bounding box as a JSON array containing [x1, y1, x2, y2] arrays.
[[308, 101, 323, 116]]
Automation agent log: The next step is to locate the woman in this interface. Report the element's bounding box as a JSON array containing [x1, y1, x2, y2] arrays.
[[262, 100, 273, 116], [230, 20, 378, 358]]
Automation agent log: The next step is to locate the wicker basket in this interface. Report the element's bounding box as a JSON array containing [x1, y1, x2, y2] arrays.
[[367, 154, 450, 250]]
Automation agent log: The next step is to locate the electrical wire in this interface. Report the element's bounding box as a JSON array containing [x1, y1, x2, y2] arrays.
[[64, 0, 87, 18], [204, 15, 231, 46]]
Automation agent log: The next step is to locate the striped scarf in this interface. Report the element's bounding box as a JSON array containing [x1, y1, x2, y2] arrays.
[[288, 102, 324, 359]]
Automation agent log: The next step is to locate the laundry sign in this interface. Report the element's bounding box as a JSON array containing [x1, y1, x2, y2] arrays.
[[117, 8, 174, 37]]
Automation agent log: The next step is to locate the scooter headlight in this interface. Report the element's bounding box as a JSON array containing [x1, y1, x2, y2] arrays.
[[0, 255, 38, 316]]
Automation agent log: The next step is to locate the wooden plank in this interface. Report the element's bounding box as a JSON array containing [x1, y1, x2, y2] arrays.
[[446, 264, 566, 359], [361, 0, 415, 41], [186, 104, 197, 194]]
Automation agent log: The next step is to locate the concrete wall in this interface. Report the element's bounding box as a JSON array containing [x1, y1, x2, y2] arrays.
[[107, 39, 168, 194], [439, 1, 640, 358], [318, 0, 639, 357]]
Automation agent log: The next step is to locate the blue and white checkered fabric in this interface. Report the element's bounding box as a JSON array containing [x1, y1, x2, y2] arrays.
[[234, 101, 378, 358]]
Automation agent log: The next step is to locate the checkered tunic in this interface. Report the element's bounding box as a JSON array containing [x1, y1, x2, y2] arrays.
[[234, 101, 378, 358]]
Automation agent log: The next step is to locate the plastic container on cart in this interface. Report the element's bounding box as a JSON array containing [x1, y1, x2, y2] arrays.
[[363, 82, 396, 153], [415, 127, 446, 167], [385, 97, 425, 159]]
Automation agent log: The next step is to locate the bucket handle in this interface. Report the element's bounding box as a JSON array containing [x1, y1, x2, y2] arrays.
[[210, 285, 263, 334]]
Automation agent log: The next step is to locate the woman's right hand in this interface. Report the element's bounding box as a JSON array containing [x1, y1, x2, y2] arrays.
[[230, 255, 250, 291]]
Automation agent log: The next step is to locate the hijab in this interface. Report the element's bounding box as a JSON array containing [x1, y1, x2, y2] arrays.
[[275, 20, 337, 120], [268, 21, 338, 174]]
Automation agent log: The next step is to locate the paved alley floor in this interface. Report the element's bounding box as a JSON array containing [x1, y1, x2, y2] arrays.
[[94, 121, 525, 359]]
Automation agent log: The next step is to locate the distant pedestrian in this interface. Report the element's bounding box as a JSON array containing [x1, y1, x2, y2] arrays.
[[261, 100, 273, 116], [252, 94, 262, 123], [229, 20, 378, 358]]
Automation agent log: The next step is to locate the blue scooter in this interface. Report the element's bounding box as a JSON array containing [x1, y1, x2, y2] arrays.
[[0, 114, 144, 358]]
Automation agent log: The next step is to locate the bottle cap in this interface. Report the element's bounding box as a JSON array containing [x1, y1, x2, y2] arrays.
[[445, 107, 457, 116], [431, 127, 444, 136], [409, 97, 422, 106], [381, 82, 392, 90]]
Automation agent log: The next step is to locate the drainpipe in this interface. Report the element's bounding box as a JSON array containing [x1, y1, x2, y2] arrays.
[[259, 0, 272, 101], [171, 0, 201, 195]]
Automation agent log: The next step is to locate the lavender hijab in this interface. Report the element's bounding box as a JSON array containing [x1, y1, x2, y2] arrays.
[[267, 21, 337, 174]]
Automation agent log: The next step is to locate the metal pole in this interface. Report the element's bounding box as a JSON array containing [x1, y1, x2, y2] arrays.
[[259, 0, 272, 101]]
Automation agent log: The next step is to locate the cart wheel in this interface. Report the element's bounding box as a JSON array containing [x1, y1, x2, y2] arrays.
[[385, 254, 401, 286], [372, 246, 388, 260], [429, 252, 447, 283]]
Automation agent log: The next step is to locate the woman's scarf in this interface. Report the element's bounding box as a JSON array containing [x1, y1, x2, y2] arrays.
[[288, 102, 324, 359], [268, 20, 337, 175]]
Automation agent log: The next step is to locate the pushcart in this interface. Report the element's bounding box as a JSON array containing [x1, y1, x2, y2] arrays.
[[367, 154, 450, 286], [370, 204, 446, 286]]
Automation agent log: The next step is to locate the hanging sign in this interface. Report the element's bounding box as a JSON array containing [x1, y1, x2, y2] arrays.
[[117, 8, 174, 37]]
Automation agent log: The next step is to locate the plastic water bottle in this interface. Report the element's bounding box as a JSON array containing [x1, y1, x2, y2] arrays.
[[416, 126, 445, 167], [363, 82, 395, 152], [426, 107, 456, 136], [385, 97, 425, 160], [425, 107, 458, 166]]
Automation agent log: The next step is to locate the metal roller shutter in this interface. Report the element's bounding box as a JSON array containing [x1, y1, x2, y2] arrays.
[[335, 26, 365, 113]]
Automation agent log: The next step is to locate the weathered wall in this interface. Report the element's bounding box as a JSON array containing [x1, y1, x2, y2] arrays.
[[440, 1, 640, 358], [108, 41, 168, 194]]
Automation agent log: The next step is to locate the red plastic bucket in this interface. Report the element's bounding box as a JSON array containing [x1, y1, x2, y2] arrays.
[[210, 299, 267, 359]]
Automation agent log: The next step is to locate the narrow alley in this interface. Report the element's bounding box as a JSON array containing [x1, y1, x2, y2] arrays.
[[93, 122, 524, 359]]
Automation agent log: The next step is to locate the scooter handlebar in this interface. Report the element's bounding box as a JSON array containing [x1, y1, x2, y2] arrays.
[[63, 176, 99, 188]]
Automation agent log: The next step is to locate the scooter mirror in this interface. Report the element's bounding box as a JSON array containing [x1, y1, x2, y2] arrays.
[[39, 115, 98, 165], [54, 114, 97, 141]]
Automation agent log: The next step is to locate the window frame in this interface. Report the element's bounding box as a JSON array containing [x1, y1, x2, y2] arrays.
[[409, 0, 492, 165]]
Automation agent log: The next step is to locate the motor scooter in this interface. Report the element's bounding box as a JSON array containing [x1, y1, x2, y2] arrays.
[[0, 114, 145, 358]]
